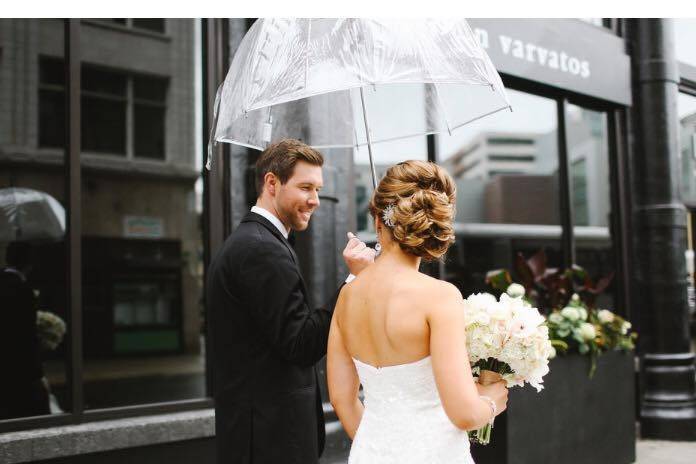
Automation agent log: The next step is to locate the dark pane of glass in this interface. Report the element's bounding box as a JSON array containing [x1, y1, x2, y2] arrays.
[[39, 56, 65, 86], [81, 97, 127, 154], [132, 19, 165, 33], [39, 90, 65, 148], [111, 19, 127, 25], [1, 19, 70, 422], [133, 75, 168, 102], [80, 19, 205, 409], [81, 67, 127, 96], [134, 105, 165, 159]]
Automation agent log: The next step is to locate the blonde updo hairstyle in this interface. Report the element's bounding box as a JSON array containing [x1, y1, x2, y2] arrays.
[[369, 160, 456, 261]]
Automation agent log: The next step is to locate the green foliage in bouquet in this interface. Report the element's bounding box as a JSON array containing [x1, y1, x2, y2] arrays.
[[486, 249, 636, 377]]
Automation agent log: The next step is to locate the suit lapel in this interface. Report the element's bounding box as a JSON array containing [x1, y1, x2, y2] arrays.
[[241, 211, 300, 266]]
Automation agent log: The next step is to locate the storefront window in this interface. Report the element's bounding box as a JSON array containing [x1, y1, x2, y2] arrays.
[[679, 92, 696, 205], [0, 19, 70, 420], [678, 92, 696, 348], [438, 89, 561, 296], [566, 103, 614, 310], [76, 19, 205, 410], [675, 19, 696, 68]]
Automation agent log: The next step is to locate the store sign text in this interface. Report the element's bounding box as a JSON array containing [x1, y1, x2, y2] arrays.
[[474, 28, 591, 79]]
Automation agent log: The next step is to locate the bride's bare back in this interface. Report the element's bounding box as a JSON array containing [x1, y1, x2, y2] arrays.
[[336, 261, 447, 368]]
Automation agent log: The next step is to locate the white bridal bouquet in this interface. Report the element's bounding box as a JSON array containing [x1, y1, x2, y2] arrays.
[[36, 310, 67, 351], [463, 286, 554, 444]]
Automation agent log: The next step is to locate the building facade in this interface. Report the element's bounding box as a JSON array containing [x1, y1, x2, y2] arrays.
[[1, 17, 695, 463]]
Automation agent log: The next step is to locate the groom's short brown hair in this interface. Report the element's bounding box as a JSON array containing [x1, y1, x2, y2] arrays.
[[255, 139, 324, 197]]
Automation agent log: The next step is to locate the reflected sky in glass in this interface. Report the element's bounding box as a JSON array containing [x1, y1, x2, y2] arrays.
[[675, 19, 696, 68]]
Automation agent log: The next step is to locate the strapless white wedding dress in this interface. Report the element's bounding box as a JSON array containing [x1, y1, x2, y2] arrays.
[[348, 356, 475, 463]]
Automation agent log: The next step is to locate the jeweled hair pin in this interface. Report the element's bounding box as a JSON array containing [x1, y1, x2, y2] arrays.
[[382, 204, 396, 228]]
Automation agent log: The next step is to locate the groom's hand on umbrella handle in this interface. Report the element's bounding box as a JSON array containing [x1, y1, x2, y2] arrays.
[[343, 232, 376, 276]]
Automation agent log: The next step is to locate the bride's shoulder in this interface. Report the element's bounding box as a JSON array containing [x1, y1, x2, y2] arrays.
[[416, 278, 464, 319], [410, 274, 462, 303]]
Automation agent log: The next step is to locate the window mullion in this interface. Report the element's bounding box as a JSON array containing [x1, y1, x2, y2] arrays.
[[64, 18, 84, 422], [127, 76, 134, 159], [557, 98, 576, 268]]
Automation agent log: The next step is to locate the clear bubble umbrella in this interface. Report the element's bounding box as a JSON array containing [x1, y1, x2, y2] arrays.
[[0, 188, 66, 242], [208, 18, 511, 188]]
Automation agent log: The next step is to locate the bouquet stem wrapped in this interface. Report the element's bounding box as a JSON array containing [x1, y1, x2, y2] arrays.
[[472, 369, 503, 444]]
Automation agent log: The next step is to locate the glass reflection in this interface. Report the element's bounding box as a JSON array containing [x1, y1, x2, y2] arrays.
[[675, 19, 696, 68], [78, 18, 206, 409], [438, 90, 561, 296], [566, 104, 614, 310], [0, 19, 69, 419], [678, 92, 696, 349]]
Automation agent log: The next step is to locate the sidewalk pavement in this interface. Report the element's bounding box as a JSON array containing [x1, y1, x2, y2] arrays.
[[636, 440, 696, 464]]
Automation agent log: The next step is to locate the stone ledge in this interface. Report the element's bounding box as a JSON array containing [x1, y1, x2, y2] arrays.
[[0, 409, 215, 464]]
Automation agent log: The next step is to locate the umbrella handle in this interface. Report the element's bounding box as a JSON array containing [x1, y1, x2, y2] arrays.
[[359, 87, 378, 190]]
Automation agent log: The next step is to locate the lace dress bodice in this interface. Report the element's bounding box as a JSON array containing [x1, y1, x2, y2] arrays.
[[348, 356, 475, 463]]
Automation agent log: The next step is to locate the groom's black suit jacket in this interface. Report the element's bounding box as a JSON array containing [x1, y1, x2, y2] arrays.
[[207, 211, 342, 464]]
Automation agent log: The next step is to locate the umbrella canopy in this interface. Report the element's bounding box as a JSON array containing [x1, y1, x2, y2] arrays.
[[209, 18, 511, 185], [0, 188, 66, 242]]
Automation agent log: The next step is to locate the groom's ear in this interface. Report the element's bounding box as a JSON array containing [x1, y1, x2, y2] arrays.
[[263, 172, 278, 196]]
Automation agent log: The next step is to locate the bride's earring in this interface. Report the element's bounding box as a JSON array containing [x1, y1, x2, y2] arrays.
[[375, 226, 382, 254]]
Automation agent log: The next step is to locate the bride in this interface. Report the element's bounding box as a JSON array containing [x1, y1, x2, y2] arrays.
[[327, 160, 508, 463]]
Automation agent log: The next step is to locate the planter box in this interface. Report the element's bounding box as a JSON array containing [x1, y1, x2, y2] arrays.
[[472, 350, 636, 464]]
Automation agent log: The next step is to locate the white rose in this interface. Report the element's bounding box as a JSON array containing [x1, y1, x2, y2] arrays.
[[579, 322, 596, 341], [598, 309, 615, 324], [578, 308, 588, 321], [548, 312, 563, 324], [561, 306, 580, 321], [506, 283, 526, 298], [621, 321, 632, 335], [571, 293, 580, 302]]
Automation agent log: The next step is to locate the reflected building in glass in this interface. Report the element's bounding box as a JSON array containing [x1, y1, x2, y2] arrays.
[[0, 18, 204, 414]]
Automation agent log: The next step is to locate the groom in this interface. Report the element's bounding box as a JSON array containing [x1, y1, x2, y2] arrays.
[[207, 139, 374, 464]]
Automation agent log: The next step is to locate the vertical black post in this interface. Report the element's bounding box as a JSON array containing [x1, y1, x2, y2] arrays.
[[64, 18, 83, 418], [427, 132, 447, 280], [202, 18, 226, 398], [627, 18, 696, 439], [557, 98, 575, 268]]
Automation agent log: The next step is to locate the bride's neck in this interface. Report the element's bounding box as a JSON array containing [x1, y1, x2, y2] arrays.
[[377, 243, 421, 270]]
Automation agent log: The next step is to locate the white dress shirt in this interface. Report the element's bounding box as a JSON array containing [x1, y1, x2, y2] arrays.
[[251, 205, 289, 239]]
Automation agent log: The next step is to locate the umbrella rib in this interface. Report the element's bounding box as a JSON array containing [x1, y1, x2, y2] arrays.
[[305, 19, 311, 91]]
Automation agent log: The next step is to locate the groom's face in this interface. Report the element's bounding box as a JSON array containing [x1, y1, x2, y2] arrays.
[[275, 161, 323, 231]]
